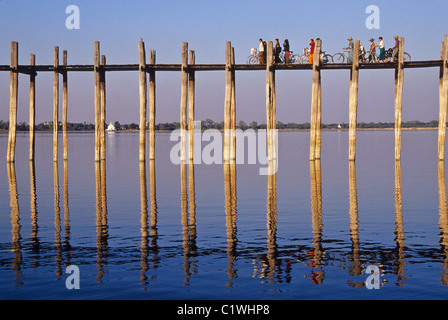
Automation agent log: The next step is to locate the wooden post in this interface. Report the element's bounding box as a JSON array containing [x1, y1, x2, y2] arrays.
[[348, 40, 360, 161], [314, 40, 322, 160], [53, 46, 59, 162], [62, 50, 68, 161], [180, 42, 188, 164], [94, 41, 101, 162], [188, 50, 195, 162], [230, 46, 236, 161], [438, 36, 448, 160], [394, 38, 405, 161], [100, 55, 106, 161], [7, 42, 18, 163], [310, 39, 321, 160], [138, 39, 147, 162], [265, 41, 277, 161], [149, 50, 156, 161], [29, 54, 36, 161], [224, 41, 232, 163]]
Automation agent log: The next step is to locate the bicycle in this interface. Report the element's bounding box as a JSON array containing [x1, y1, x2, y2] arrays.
[[332, 48, 372, 63], [300, 47, 333, 64], [335, 48, 412, 63], [279, 50, 301, 64], [332, 49, 350, 63], [246, 48, 259, 64], [386, 48, 411, 62]]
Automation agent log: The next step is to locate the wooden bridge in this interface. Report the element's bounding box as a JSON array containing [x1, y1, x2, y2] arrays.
[[2, 36, 448, 165]]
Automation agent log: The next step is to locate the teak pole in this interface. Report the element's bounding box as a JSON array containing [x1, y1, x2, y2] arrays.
[[188, 50, 196, 162], [53, 46, 59, 162], [100, 55, 106, 161], [7, 41, 18, 163], [62, 50, 68, 161], [394, 38, 405, 161], [94, 41, 101, 162], [29, 54, 36, 161], [310, 39, 322, 160], [224, 41, 232, 163], [266, 41, 276, 160], [149, 50, 156, 161], [180, 42, 188, 164], [138, 39, 147, 162], [230, 46, 236, 161], [348, 40, 360, 161], [438, 36, 448, 160]]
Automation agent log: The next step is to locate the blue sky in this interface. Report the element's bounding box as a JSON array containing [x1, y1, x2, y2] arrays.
[[1, 0, 448, 125]]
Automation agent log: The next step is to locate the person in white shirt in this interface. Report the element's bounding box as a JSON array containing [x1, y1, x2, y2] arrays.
[[376, 37, 387, 62], [258, 38, 265, 64]]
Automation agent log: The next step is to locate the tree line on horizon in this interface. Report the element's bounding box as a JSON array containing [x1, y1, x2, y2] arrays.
[[0, 119, 442, 131]]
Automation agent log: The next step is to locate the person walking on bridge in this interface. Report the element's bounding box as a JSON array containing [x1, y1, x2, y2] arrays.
[[368, 38, 376, 63], [345, 37, 354, 63], [309, 39, 315, 64], [258, 38, 265, 64], [376, 37, 387, 62]]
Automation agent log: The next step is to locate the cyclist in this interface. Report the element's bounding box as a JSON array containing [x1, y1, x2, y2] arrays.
[[393, 36, 400, 61], [283, 39, 290, 64]]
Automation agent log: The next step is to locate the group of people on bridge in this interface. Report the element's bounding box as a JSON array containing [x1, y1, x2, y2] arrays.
[[256, 35, 401, 65], [345, 35, 401, 63]]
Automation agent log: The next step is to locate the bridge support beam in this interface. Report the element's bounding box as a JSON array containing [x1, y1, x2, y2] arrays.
[[94, 42, 101, 162], [7, 41, 18, 163], [138, 39, 147, 162], [394, 38, 405, 161], [310, 39, 322, 160], [349, 40, 360, 161], [62, 51, 69, 161], [266, 41, 276, 161], [189, 50, 195, 162], [149, 49, 156, 161], [29, 54, 36, 161], [100, 54, 106, 161], [53, 47, 59, 162], [438, 36, 448, 160]]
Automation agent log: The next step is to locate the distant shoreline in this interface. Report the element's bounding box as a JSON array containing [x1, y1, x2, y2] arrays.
[[0, 127, 440, 134]]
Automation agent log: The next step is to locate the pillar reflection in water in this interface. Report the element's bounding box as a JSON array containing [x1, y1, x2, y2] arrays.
[[54, 160, 73, 276], [8, 162, 22, 287], [63, 160, 71, 264], [224, 161, 237, 286], [347, 161, 362, 287], [30, 160, 40, 267], [181, 160, 198, 286], [53, 161, 63, 277], [253, 159, 283, 282], [140, 159, 160, 289], [95, 160, 109, 283], [307, 159, 325, 284], [265, 159, 278, 282], [394, 160, 406, 286], [438, 161, 448, 286], [140, 160, 149, 286]]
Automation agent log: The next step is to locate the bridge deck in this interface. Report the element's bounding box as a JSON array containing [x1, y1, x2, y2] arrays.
[[0, 60, 444, 73]]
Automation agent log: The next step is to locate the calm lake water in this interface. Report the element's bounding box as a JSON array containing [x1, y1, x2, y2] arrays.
[[1, 130, 448, 300]]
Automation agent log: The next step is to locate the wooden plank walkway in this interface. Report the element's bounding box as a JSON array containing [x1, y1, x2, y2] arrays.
[[0, 60, 444, 73]]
